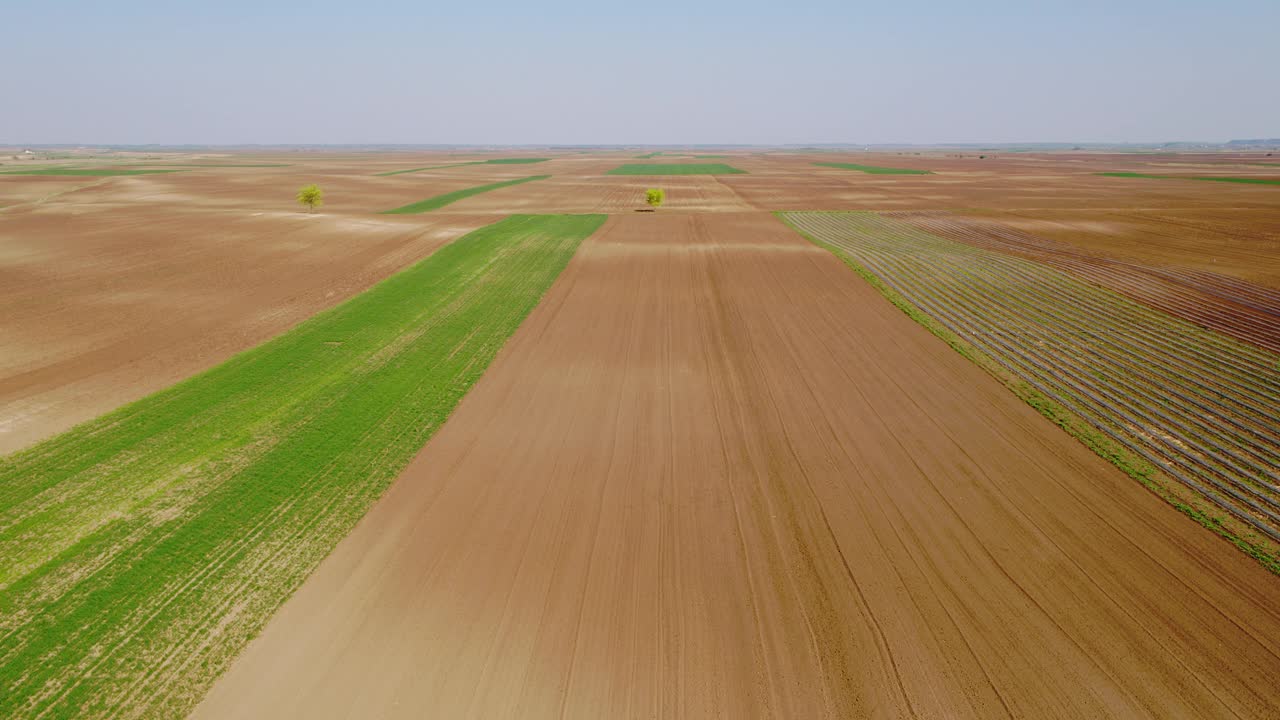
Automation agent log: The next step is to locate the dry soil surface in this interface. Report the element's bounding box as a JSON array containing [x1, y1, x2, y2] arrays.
[[0, 193, 492, 452], [194, 212, 1280, 720]]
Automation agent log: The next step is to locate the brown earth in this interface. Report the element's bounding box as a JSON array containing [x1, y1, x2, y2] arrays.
[[5, 150, 1278, 718], [889, 210, 1280, 354], [0, 187, 496, 452], [962, 207, 1280, 290], [195, 212, 1280, 719], [5, 149, 1275, 448]]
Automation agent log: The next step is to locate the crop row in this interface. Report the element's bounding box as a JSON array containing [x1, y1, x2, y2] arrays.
[[0, 214, 607, 719], [781, 211, 1280, 552], [890, 211, 1280, 355]]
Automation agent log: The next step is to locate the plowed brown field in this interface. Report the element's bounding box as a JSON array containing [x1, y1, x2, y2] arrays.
[[195, 212, 1280, 719], [5, 150, 1279, 719], [0, 187, 495, 452]]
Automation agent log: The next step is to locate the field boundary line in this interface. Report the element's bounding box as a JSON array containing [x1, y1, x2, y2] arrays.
[[776, 211, 1280, 576]]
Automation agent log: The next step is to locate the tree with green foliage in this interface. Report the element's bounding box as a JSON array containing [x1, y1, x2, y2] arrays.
[[296, 184, 323, 212], [645, 188, 665, 209]]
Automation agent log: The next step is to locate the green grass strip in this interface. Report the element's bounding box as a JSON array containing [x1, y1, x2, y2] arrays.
[[376, 158, 550, 176], [482, 158, 550, 165], [776, 211, 1280, 577], [605, 163, 745, 176], [813, 162, 932, 175], [633, 152, 663, 159], [128, 163, 291, 168], [0, 213, 606, 718], [0, 167, 188, 177], [376, 163, 473, 175], [381, 175, 550, 213], [1098, 172, 1280, 186]]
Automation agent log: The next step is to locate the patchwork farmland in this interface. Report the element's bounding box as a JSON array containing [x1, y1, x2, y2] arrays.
[[1, 148, 1279, 719]]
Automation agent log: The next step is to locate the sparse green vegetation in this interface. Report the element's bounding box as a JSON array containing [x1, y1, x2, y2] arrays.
[[813, 162, 933, 175], [381, 175, 550, 213], [375, 158, 550, 176], [377, 164, 470, 176], [1098, 172, 1280, 186], [0, 167, 188, 177], [606, 163, 745, 176], [483, 158, 550, 164], [131, 162, 291, 168], [0, 213, 607, 719]]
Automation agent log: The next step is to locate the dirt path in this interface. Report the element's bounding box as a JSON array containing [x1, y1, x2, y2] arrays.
[[194, 212, 1280, 719]]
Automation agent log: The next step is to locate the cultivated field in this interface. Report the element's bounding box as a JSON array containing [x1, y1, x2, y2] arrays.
[[197, 212, 1280, 719], [783, 211, 1280, 565], [1, 147, 1279, 719], [0, 213, 603, 717]]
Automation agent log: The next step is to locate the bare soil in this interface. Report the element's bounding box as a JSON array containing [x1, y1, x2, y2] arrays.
[[5, 150, 1278, 719], [194, 212, 1280, 719], [0, 171, 496, 451]]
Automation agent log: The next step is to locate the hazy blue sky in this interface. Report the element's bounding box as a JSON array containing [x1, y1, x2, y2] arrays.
[[3, 0, 1277, 145]]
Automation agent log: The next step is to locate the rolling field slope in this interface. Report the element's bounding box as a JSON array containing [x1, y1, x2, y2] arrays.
[[0, 214, 605, 719], [196, 212, 1280, 719], [0, 205, 497, 453]]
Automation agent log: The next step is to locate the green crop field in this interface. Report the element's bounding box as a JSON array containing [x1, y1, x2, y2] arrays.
[[130, 163, 292, 168], [482, 157, 550, 164], [381, 175, 550, 213], [0, 213, 606, 719], [813, 162, 933, 175], [0, 167, 189, 177], [606, 163, 746, 175], [376, 158, 550, 176], [376, 163, 468, 175], [1099, 172, 1280, 186]]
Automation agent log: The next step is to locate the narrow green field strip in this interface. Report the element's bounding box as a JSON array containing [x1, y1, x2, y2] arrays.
[[0, 213, 606, 719], [375, 158, 550, 176], [381, 175, 550, 213], [633, 152, 664, 159], [0, 167, 189, 177], [813, 162, 933, 175], [606, 163, 746, 176], [482, 157, 550, 164], [1098, 172, 1280, 186], [376, 163, 474, 175], [128, 163, 292, 168]]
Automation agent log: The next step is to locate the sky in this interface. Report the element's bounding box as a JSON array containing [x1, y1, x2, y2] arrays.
[[3, 0, 1277, 145]]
